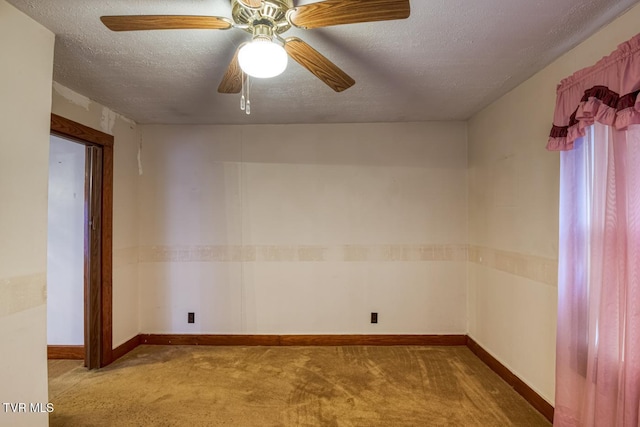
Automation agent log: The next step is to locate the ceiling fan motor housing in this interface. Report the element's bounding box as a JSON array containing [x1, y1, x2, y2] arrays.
[[232, 0, 293, 35], [252, 23, 277, 42]]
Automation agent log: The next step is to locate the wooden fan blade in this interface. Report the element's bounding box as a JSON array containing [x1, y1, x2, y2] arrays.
[[218, 46, 244, 94], [238, 0, 262, 7], [100, 15, 232, 32], [284, 37, 354, 92], [289, 0, 410, 29]]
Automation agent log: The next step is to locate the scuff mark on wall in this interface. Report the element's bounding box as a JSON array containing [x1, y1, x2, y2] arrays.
[[100, 107, 117, 134], [138, 135, 144, 176], [53, 81, 138, 134], [0, 273, 47, 317], [118, 113, 137, 127], [100, 106, 137, 134], [53, 82, 91, 111]]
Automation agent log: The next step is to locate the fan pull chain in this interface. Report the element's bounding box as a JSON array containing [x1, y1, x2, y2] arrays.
[[240, 72, 246, 111], [240, 72, 251, 115], [246, 76, 251, 115]]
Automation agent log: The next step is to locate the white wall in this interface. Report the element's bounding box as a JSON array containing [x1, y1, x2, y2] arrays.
[[51, 84, 141, 348], [0, 1, 54, 426], [467, 3, 640, 405], [47, 135, 85, 345], [138, 122, 468, 334], [33, 0, 640, 411]]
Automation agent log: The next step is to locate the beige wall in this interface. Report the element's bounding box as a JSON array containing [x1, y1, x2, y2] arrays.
[[467, 3, 640, 404], [0, 1, 54, 425], [51, 85, 141, 348], [4, 0, 634, 414], [139, 122, 468, 334]]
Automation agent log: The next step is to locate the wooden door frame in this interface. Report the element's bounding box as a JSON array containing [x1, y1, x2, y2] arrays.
[[50, 113, 114, 367]]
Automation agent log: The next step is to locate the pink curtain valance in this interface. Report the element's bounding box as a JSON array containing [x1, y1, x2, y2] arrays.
[[547, 32, 640, 151]]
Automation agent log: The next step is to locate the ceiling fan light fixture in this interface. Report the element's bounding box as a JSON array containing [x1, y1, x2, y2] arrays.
[[238, 38, 288, 79]]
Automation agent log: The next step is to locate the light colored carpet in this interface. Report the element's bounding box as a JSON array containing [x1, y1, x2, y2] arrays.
[[48, 345, 551, 426]]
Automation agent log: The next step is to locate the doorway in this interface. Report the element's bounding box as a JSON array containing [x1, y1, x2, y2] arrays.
[[47, 114, 114, 369], [47, 135, 85, 351]]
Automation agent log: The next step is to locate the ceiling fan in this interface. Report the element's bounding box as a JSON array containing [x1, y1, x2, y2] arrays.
[[100, 0, 411, 97]]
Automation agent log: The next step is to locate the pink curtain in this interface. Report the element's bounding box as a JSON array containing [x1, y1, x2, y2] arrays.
[[555, 123, 640, 426], [552, 32, 640, 427], [547, 33, 640, 151]]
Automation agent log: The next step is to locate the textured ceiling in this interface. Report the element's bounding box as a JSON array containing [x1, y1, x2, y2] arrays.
[[6, 0, 639, 124]]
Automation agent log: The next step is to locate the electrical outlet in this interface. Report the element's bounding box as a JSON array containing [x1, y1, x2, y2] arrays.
[[188, 312, 195, 324], [371, 312, 378, 324]]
